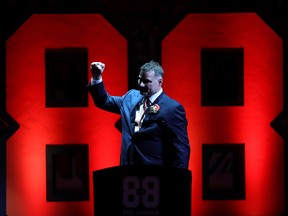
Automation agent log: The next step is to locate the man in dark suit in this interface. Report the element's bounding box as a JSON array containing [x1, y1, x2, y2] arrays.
[[87, 60, 190, 169]]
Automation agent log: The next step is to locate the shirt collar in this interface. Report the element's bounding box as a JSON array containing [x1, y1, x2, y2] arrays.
[[148, 88, 163, 103]]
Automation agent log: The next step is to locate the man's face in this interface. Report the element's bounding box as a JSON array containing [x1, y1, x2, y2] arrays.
[[138, 70, 162, 97]]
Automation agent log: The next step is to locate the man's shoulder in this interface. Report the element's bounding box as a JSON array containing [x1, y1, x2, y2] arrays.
[[123, 89, 142, 102], [162, 93, 181, 105], [161, 93, 187, 112], [127, 89, 141, 96]]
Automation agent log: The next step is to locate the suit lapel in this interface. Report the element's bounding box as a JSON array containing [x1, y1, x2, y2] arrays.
[[143, 92, 165, 121], [130, 92, 165, 131], [122, 94, 143, 135]]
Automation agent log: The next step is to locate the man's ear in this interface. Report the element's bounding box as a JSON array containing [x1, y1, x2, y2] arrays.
[[158, 79, 163, 86]]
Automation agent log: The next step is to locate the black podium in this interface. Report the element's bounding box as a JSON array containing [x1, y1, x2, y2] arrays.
[[93, 165, 192, 216]]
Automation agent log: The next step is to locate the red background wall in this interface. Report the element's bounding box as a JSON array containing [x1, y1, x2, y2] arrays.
[[162, 13, 284, 215], [6, 13, 284, 215]]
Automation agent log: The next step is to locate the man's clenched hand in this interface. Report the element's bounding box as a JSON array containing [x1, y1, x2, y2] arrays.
[[90, 62, 105, 80]]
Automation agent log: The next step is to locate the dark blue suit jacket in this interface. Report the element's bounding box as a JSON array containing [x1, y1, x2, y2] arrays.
[[88, 82, 190, 169]]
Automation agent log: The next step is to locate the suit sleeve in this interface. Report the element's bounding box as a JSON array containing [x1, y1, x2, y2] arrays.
[[168, 104, 190, 169], [87, 81, 122, 114]]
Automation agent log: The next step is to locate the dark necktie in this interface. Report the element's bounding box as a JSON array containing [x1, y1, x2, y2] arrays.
[[143, 98, 151, 111], [134, 98, 151, 131]]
